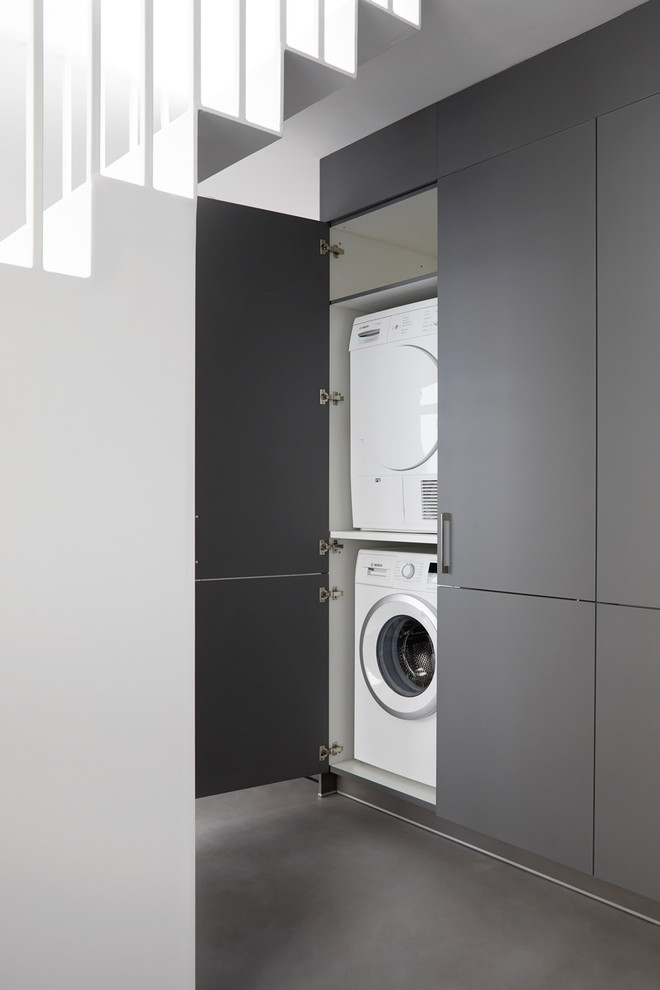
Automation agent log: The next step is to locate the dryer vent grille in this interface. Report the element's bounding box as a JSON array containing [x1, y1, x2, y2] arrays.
[[421, 480, 438, 521]]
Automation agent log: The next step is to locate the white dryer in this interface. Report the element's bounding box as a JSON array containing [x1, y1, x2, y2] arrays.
[[350, 298, 438, 532], [354, 549, 437, 788]]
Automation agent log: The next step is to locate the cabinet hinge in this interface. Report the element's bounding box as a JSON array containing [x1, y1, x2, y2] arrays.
[[319, 742, 344, 761], [319, 538, 343, 556], [320, 388, 345, 406], [320, 239, 344, 259], [319, 586, 343, 603]]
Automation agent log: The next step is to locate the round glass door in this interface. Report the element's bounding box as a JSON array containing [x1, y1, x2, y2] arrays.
[[376, 615, 435, 696]]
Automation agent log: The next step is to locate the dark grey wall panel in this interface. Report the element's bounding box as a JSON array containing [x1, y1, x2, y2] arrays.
[[320, 106, 436, 221], [436, 0, 660, 178], [595, 604, 660, 901], [436, 588, 595, 874], [196, 198, 329, 580], [598, 92, 660, 608], [436, 122, 596, 600], [196, 575, 328, 797]]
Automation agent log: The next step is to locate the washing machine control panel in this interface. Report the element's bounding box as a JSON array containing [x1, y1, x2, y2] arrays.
[[357, 551, 437, 589], [393, 555, 437, 589]]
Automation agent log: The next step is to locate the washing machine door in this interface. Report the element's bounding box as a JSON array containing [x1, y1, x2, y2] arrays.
[[360, 593, 437, 719], [352, 344, 437, 471]]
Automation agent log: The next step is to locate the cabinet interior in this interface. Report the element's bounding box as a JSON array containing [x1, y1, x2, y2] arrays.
[[329, 186, 438, 304], [325, 187, 439, 808]]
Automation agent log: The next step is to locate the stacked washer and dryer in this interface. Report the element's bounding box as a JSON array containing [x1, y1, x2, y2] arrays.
[[349, 298, 438, 789]]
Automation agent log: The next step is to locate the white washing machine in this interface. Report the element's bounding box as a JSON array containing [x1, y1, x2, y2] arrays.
[[354, 549, 437, 788], [350, 298, 438, 532]]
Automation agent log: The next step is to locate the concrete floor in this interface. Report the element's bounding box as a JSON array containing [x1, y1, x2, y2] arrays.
[[196, 778, 660, 990]]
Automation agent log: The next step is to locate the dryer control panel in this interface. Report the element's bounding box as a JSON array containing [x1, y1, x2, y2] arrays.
[[349, 297, 437, 350], [388, 306, 437, 343]]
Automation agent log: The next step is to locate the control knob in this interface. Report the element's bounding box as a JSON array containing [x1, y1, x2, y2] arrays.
[[401, 562, 415, 580]]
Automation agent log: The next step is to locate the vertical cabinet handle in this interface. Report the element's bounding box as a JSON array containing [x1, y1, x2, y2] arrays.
[[440, 512, 451, 574]]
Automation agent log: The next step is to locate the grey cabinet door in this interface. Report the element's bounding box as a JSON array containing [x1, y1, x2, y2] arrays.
[[196, 198, 329, 581], [598, 93, 660, 608], [196, 575, 328, 798], [435, 587, 595, 873], [196, 200, 330, 797], [594, 604, 660, 902], [436, 122, 596, 600]]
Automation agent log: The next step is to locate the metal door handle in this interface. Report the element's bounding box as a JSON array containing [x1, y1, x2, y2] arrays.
[[440, 513, 451, 574]]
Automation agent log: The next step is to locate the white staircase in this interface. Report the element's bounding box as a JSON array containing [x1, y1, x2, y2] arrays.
[[198, 0, 420, 180], [0, 0, 420, 276]]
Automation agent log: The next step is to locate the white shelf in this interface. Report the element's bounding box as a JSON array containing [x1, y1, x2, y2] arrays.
[[330, 758, 436, 808], [331, 529, 437, 545], [330, 274, 437, 313]]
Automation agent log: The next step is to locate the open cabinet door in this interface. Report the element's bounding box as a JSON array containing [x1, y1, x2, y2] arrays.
[[196, 198, 330, 797]]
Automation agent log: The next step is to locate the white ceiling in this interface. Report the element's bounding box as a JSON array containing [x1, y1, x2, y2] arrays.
[[199, 0, 648, 218]]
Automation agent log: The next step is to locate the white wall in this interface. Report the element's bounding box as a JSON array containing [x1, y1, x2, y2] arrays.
[[0, 176, 196, 990], [198, 130, 321, 219]]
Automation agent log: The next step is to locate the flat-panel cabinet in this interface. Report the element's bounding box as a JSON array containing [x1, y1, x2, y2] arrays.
[[436, 588, 595, 873], [196, 576, 328, 797], [197, 146, 600, 871], [195, 200, 331, 797], [320, 105, 436, 222], [196, 193, 439, 803], [196, 199, 329, 582], [598, 91, 660, 609], [594, 88, 660, 907], [594, 604, 660, 902], [193, 8, 660, 909], [436, 121, 596, 601]]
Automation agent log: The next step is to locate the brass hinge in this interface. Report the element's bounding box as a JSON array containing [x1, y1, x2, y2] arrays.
[[319, 742, 344, 761], [320, 388, 344, 406], [319, 538, 343, 556], [320, 239, 344, 259], [319, 586, 343, 603]]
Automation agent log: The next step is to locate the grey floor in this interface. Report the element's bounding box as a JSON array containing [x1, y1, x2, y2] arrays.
[[196, 778, 660, 990]]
